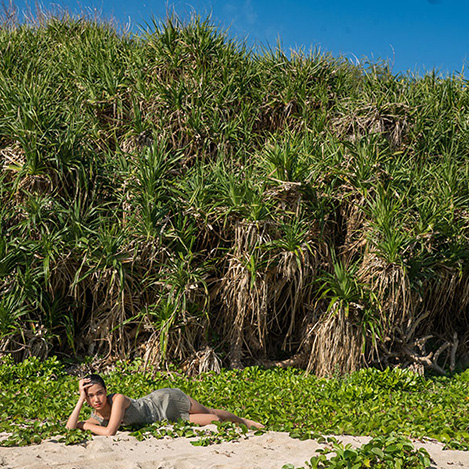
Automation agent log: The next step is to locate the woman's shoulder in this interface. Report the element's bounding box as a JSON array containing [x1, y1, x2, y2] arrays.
[[109, 393, 131, 408]]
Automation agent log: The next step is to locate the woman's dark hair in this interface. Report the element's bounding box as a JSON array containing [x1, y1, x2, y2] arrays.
[[85, 374, 106, 390]]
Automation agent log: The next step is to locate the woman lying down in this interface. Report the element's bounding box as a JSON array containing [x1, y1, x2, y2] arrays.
[[66, 374, 263, 436]]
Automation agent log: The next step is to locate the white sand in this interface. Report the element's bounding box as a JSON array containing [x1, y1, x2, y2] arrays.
[[1, 427, 468, 468]]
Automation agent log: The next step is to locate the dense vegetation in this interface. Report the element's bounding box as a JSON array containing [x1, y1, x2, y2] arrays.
[[0, 10, 468, 376], [2, 358, 469, 466]]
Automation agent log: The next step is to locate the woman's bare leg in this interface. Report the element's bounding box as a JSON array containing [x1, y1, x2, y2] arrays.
[[188, 397, 263, 428]]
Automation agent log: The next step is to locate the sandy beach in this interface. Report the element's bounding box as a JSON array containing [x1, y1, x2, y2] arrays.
[[1, 427, 469, 469]]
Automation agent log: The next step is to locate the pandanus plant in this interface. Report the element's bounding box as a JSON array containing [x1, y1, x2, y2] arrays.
[[0, 9, 468, 376]]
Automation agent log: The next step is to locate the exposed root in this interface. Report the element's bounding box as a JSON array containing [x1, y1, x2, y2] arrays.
[[379, 331, 459, 375], [307, 305, 365, 377], [0, 325, 51, 361], [180, 346, 222, 375], [219, 221, 271, 369], [332, 102, 409, 150]]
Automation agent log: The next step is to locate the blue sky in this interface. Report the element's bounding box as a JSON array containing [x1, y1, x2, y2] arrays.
[[11, 0, 469, 76]]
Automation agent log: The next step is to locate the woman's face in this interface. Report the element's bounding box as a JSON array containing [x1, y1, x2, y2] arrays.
[[85, 383, 107, 410]]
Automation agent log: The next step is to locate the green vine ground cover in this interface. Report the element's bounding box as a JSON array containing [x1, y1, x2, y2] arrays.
[[0, 357, 467, 467]]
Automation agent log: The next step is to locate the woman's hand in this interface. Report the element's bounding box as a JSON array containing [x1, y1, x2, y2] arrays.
[[78, 378, 92, 399]]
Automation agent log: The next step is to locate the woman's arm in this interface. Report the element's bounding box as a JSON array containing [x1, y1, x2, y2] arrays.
[[66, 378, 91, 430], [65, 395, 86, 430]]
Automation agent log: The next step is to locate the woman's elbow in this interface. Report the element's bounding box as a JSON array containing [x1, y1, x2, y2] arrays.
[[104, 428, 118, 436]]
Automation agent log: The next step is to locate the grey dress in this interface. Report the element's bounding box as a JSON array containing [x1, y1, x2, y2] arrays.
[[91, 388, 191, 427]]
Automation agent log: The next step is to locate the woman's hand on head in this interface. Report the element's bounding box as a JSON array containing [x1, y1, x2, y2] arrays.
[[78, 378, 92, 399]]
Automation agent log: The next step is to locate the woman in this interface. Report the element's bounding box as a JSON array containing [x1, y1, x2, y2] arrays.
[[66, 374, 263, 436]]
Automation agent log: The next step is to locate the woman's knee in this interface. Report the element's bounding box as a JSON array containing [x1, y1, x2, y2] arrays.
[[188, 396, 212, 415]]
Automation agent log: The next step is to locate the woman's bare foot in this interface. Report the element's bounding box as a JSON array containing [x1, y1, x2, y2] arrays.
[[243, 418, 264, 429]]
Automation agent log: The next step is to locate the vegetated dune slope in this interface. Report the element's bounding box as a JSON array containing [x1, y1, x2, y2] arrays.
[[1, 13, 469, 376]]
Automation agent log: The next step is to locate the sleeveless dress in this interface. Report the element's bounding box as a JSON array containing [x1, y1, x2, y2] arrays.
[[90, 388, 191, 427]]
